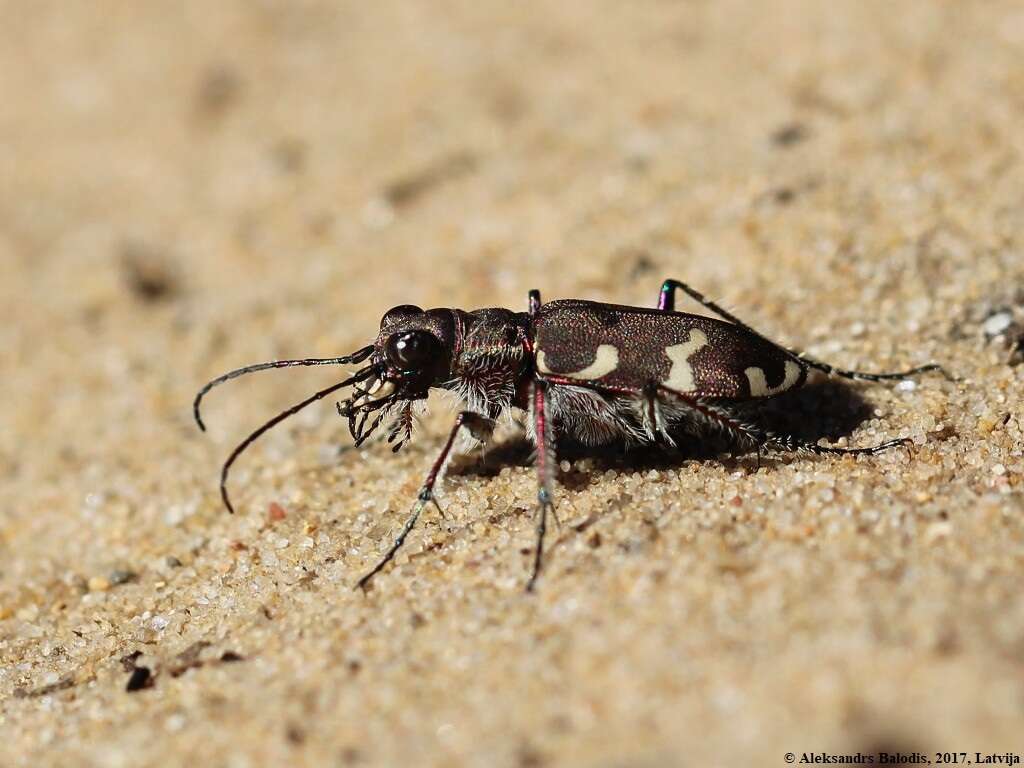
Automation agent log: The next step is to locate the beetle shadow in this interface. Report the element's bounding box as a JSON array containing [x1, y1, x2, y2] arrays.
[[450, 378, 884, 483]]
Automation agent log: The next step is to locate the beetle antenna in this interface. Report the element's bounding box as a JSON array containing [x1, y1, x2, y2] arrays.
[[217, 365, 377, 514], [194, 345, 374, 431]]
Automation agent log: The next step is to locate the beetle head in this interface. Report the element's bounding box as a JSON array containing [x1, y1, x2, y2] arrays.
[[192, 305, 460, 513], [371, 305, 455, 397], [330, 306, 457, 446]]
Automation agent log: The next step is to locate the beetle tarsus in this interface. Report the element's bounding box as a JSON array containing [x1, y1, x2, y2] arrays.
[[526, 493, 553, 593], [356, 493, 428, 592]]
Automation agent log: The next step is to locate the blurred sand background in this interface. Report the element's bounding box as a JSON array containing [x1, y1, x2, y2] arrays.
[[3, 1, 1024, 766]]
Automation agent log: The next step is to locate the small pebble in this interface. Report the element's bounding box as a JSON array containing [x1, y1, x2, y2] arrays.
[[983, 311, 1013, 337], [109, 569, 137, 586], [924, 521, 953, 545], [87, 577, 110, 592], [125, 667, 153, 692]]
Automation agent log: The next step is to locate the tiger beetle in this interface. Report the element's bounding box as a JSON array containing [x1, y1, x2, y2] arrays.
[[194, 279, 948, 591]]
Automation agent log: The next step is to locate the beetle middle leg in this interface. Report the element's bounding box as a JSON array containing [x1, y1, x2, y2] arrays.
[[642, 381, 677, 446], [527, 380, 556, 592], [355, 410, 495, 590], [657, 278, 950, 382]]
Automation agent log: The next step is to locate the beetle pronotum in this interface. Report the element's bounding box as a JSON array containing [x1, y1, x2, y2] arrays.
[[194, 279, 947, 590]]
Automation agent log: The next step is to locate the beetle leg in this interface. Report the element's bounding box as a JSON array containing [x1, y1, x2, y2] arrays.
[[540, 373, 909, 460], [654, 383, 913, 456], [526, 379, 555, 592], [654, 384, 911, 457], [643, 381, 677, 446], [528, 289, 542, 316], [657, 278, 951, 382], [658, 278, 750, 320], [654, 385, 769, 449], [769, 432, 910, 457], [792, 355, 953, 383], [355, 410, 495, 591]]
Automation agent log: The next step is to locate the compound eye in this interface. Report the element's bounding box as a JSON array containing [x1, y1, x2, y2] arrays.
[[386, 330, 440, 371]]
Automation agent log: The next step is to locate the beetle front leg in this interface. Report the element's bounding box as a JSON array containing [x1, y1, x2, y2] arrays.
[[355, 410, 495, 591], [526, 380, 555, 592]]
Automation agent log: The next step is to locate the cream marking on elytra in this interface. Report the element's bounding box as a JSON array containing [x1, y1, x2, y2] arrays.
[[536, 344, 619, 380], [745, 360, 802, 397], [663, 329, 709, 391]]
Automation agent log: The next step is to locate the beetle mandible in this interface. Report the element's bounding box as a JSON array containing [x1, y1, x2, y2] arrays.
[[194, 279, 947, 591]]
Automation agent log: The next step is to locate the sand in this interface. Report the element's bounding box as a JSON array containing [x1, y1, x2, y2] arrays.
[[3, 2, 1024, 766]]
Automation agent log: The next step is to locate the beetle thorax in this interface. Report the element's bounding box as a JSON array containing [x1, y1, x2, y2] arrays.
[[447, 308, 531, 417]]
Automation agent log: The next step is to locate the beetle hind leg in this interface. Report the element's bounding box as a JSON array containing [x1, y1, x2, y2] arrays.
[[796, 356, 952, 384], [657, 278, 951, 383], [658, 278, 747, 322], [528, 289, 542, 316]]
